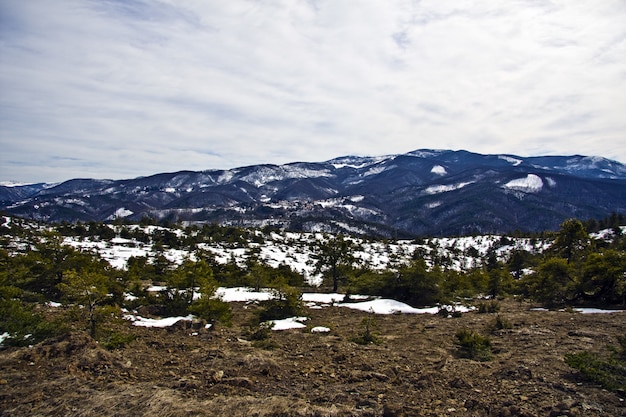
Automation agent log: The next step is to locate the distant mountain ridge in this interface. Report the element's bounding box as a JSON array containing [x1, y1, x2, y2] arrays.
[[2, 149, 625, 236]]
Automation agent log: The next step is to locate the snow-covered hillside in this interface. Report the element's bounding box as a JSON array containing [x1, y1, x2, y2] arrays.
[[6, 216, 625, 289], [50, 223, 552, 286]]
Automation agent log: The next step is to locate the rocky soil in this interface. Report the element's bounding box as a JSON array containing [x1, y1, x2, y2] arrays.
[[1, 299, 625, 416]]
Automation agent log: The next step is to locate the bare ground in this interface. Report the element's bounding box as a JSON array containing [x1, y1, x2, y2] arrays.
[[1, 299, 625, 416]]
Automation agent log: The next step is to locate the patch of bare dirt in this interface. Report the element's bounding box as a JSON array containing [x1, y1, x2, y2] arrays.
[[2, 300, 626, 416]]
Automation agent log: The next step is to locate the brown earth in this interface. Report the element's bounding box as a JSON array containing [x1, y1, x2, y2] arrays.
[[1, 299, 625, 417]]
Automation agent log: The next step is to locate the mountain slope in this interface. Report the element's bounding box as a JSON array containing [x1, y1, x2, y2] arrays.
[[2, 149, 625, 236]]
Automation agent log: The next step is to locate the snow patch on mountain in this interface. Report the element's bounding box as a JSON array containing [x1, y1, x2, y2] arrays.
[[316, 199, 380, 218], [408, 149, 446, 158], [504, 174, 543, 193], [328, 155, 391, 169], [217, 171, 235, 184], [239, 165, 333, 187], [499, 156, 522, 166], [363, 165, 390, 177], [424, 182, 472, 195], [0, 181, 34, 187], [431, 165, 447, 175], [107, 208, 134, 220]]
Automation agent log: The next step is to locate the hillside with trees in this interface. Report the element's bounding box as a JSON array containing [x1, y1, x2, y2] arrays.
[[1, 215, 625, 416]]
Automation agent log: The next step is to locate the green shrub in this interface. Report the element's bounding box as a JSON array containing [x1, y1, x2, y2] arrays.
[[492, 315, 513, 331], [455, 329, 492, 361], [99, 329, 136, 350], [189, 297, 232, 326], [0, 296, 65, 347], [256, 285, 303, 322], [565, 351, 626, 396], [246, 322, 279, 350], [247, 321, 274, 341], [351, 312, 382, 345], [566, 333, 626, 397], [477, 300, 500, 314]]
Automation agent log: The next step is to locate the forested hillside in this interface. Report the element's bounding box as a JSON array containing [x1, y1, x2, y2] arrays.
[[3, 150, 626, 237]]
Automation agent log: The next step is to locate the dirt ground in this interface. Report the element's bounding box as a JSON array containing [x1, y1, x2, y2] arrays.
[[1, 299, 625, 417]]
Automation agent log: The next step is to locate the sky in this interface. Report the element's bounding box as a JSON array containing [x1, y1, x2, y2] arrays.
[[1, 0, 625, 184]]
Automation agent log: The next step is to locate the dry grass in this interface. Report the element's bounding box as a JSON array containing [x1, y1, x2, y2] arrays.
[[2, 300, 626, 417]]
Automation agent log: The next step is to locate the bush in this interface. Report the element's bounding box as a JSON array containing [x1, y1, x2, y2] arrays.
[[99, 329, 136, 350], [565, 351, 626, 396], [351, 312, 382, 345], [491, 315, 513, 331], [455, 329, 492, 361], [189, 297, 232, 326], [247, 321, 273, 341], [0, 295, 65, 347], [256, 285, 303, 322], [245, 322, 280, 350], [477, 300, 500, 314], [566, 333, 626, 397]]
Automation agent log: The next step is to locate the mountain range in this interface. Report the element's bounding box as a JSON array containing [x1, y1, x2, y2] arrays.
[[2, 149, 625, 237]]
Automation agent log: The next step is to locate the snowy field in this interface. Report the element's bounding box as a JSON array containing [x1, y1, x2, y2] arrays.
[[121, 287, 623, 332], [123, 287, 478, 331]]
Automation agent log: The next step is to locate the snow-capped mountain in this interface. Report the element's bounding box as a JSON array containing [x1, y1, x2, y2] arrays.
[[2, 149, 625, 236]]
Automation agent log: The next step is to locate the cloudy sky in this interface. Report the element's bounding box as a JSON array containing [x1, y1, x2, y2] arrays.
[[1, 0, 625, 183]]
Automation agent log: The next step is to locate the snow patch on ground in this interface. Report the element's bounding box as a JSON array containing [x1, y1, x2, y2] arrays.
[[531, 307, 624, 314], [338, 299, 474, 315], [216, 287, 274, 302], [574, 308, 625, 314], [270, 316, 308, 330], [311, 326, 331, 333], [125, 314, 194, 328]]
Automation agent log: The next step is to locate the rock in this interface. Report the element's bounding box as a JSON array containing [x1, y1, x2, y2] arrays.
[[369, 371, 390, 382], [355, 398, 377, 409], [222, 377, 253, 389], [177, 377, 201, 391], [449, 377, 472, 389], [210, 370, 224, 382], [382, 403, 405, 417]]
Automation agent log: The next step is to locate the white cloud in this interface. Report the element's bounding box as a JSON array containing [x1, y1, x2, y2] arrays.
[[1, 0, 625, 182]]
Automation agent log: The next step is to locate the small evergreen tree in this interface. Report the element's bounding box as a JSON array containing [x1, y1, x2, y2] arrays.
[[311, 234, 357, 292], [526, 257, 576, 306], [551, 219, 592, 264], [58, 269, 113, 338], [581, 250, 626, 305]]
